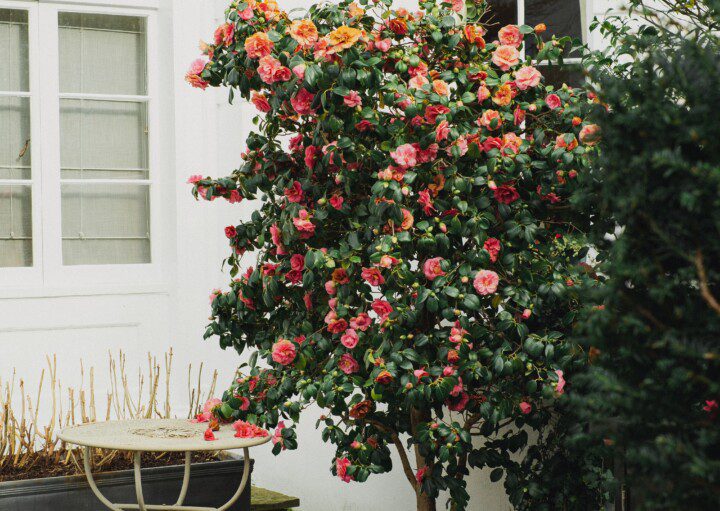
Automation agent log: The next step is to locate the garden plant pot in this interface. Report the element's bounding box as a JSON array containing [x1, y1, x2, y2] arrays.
[[0, 454, 252, 511]]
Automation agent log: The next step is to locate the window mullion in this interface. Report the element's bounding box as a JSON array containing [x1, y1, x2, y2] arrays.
[[37, 2, 63, 281]]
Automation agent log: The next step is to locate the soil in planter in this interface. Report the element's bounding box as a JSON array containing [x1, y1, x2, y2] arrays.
[[0, 450, 219, 483]]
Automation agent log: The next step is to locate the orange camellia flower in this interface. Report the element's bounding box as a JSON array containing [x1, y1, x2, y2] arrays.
[[463, 24, 486, 48], [326, 25, 362, 54], [245, 31, 274, 59], [347, 1, 365, 18], [492, 84, 513, 106], [433, 79, 450, 96], [288, 19, 319, 48]]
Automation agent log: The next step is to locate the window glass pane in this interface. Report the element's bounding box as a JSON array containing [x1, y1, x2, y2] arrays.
[[483, 0, 517, 44], [0, 185, 32, 267], [59, 13, 147, 95], [61, 183, 151, 265], [0, 96, 31, 180], [0, 9, 29, 92], [60, 99, 149, 179], [539, 64, 584, 88], [526, 0, 584, 59]]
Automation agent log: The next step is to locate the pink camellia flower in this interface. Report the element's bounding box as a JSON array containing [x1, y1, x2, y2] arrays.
[[371, 299, 393, 321], [272, 421, 286, 449], [251, 91, 271, 113], [271, 338, 297, 366], [244, 31, 274, 59], [451, 0, 465, 12], [191, 397, 222, 423], [209, 289, 222, 304], [390, 143, 418, 168], [423, 257, 446, 281], [474, 269, 499, 295], [450, 321, 467, 344], [187, 174, 203, 184], [204, 428, 217, 441], [545, 93, 562, 110], [291, 88, 316, 115], [579, 124, 602, 146], [338, 353, 360, 374], [344, 91, 362, 108], [418, 189, 436, 215], [325, 280, 337, 295], [483, 238, 501, 262], [498, 24, 523, 48], [555, 369, 566, 395], [350, 313, 372, 331], [292, 64, 306, 80], [185, 59, 209, 90], [361, 267, 385, 286], [214, 23, 235, 47], [378, 255, 399, 268], [293, 209, 315, 238], [492, 45, 520, 71], [232, 420, 269, 438], [515, 66, 542, 90], [435, 120, 450, 142], [239, 6, 254, 20], [414, 368, 430, 379], [409, 73, 429, 90], [519, 401, 532, 414], [237, 395, 251, 411], [416, 466, 429, 484], [374, 38, 392, 52], [477, 85, 491, 102], [336, 457, 354, 483], [257, 55, 291, 84], [270, 223, 286, 255], [340, 328, 359, 349], [703, 399, 718, 419], [284, 181, 304, 203]]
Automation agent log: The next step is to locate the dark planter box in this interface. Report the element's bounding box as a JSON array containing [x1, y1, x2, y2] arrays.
[[0, 453, 252, 511]]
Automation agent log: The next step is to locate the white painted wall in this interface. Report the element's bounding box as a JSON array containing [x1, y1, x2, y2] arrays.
[[0, 0, 612, 509]]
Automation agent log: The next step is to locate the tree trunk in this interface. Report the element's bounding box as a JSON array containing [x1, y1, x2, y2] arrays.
[[411, 408, 437, 511], [416, 490, 437, 511]]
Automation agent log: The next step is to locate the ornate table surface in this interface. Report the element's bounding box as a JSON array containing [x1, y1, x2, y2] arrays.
[[59, 418, 270, 511]]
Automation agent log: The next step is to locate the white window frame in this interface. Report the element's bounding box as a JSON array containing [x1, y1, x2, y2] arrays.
[[515, 0, 592, 67], [0, 0, 163, 296]]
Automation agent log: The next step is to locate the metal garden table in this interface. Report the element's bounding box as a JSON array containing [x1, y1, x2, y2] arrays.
[[59, 418, 270, 511]]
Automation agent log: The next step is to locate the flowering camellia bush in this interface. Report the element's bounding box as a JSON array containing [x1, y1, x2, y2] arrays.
[[188, 1, 599, 509]]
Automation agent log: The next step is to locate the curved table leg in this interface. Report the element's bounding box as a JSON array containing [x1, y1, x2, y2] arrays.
[[82, 446, 126, 511], [218, 447, 250, 511], [133, 452, 148, 511], [175, 451, 192, 505]]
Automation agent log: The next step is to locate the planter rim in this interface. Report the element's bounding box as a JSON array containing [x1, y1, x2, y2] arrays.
[[0, 455, 253, 499]]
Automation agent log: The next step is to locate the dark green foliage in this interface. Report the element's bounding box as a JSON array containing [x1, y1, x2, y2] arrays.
[[576, 2, 720, 509]]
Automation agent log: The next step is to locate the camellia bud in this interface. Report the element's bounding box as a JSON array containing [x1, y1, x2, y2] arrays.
[[535, 23, 547, 34], [318, 197, 327, 205], [461, 276, 469, 283], [405, 382, 413, 390]]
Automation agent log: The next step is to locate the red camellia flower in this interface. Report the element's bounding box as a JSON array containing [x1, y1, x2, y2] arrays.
[[483, 237, 501, 262], [349, 400, 374, 419], [494, 184, 520, 204], [225, 225, 237, 238]]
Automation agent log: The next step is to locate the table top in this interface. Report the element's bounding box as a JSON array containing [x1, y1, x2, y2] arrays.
[[59, 419, 271, 452]]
